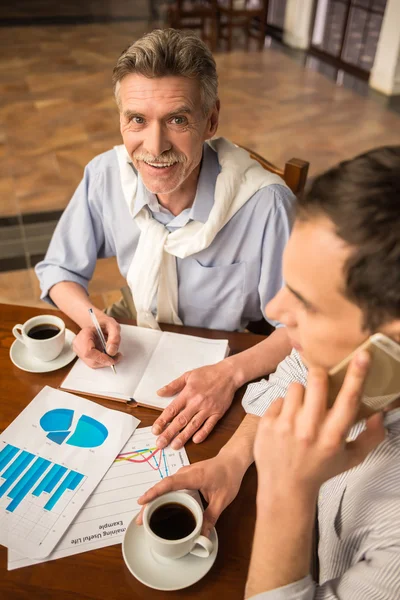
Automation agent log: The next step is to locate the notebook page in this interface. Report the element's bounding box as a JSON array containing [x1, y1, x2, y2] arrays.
[[61, 325, 162, 401], [133, 332, 229, 410]]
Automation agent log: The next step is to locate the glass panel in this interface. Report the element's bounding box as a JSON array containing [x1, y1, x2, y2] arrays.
[[371, 0, 387, 13], [351, 0, 387, 12], [359, 12, 384, 69], [267, 0, 287, 29], [312, 0, 348, 57], [351, 0, 370, 8], [342, 6, 368, 65]]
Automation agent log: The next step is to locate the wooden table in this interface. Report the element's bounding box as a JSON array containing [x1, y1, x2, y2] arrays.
[[0, 303, 265, 600]]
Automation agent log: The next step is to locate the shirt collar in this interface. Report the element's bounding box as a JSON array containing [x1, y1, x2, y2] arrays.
[[131, 143, 220, 224]]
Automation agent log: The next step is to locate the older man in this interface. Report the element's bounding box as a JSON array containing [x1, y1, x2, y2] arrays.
[[138, 146, 400, 599], [36, 28, 294, 446]]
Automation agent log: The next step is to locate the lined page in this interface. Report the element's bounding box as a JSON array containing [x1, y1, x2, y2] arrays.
[[61, 325, 162, 401], [134, 332, 229, 410]]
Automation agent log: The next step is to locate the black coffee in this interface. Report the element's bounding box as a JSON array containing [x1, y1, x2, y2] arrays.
[[149, 502, 196, 540], [27, 324, 60, 340]]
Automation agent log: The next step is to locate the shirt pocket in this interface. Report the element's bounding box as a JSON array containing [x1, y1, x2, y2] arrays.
[[180, 258, 246, 314]]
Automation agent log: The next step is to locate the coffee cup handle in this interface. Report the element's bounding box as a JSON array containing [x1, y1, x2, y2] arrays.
[[190, 534, 213, 558], [12, 325, 25, 344]]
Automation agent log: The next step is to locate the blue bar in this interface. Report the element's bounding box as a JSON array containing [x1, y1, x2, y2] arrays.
[[0, 445, 19, 473], [44, 470, 83, 511], [0, 451, 35, 497], [7, 458, 51, 512], [44, 466, 68, 494], [67, 472, 84, 491], [33, 464, 64, 497]]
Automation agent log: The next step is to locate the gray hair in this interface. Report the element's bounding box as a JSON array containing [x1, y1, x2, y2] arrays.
[[112, 28, 218, 115]]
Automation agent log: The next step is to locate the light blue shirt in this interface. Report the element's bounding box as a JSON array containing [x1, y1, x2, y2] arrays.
[[35, 144, 295, 331]]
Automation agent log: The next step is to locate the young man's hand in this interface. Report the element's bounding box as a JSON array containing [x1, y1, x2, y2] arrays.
[[135, 452, 245, 537], [72, 316, 122, 369], [254, 351, 386, 500]]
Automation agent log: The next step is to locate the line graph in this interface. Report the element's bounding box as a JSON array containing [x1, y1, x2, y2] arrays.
[[115, 447, 169, 477]]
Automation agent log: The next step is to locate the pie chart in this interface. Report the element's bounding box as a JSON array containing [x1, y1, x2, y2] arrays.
[[39, 408, 108, 448]]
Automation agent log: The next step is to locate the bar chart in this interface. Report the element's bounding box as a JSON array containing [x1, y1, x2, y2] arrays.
[[0, 443, 85, 513], [0, 386, 138, 559], [8, 427, 191, 569]]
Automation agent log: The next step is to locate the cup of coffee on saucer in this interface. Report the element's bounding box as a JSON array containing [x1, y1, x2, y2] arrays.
[[123, 491, 218, 591], [10, 315, 76, 373]]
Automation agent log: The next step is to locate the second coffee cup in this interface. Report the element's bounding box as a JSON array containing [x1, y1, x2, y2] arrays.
[[142, 491, 213, 560]]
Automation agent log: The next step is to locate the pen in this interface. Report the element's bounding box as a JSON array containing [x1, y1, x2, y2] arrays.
[[88, 308, 117, 375]]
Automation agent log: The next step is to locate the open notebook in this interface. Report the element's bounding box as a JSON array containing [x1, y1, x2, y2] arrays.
[[60, 324, 229, 410]]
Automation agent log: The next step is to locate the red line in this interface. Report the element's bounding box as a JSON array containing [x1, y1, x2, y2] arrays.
[[117, 448, 161, 470]]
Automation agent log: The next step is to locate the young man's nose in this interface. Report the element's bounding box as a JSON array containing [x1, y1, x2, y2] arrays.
[[265, 287, 297, 328]]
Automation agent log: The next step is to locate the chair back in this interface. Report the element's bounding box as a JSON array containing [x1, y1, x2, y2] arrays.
[[237, 144, 309, 196], [168, 0, 218, 50]]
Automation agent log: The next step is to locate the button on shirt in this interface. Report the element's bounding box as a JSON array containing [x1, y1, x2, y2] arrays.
[[35, 144, 295, 331], [243, 350, 400, 600]]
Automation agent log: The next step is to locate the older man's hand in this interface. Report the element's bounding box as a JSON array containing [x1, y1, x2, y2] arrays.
[[72, 315, 122, 369], [152, 360, 241, 449]]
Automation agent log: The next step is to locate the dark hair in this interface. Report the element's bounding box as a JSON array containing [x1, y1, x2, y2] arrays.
[[297, 146, 400, 331]]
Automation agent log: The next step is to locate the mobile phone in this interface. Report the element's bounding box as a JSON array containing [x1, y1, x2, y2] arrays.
[[328, 333, 400, 418]]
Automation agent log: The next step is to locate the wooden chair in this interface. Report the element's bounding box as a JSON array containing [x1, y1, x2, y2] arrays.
[[238, 144, 310, 335], [167, 0, 218, 51], [237, 144, 309, 196], [217, 0, 268, 51]]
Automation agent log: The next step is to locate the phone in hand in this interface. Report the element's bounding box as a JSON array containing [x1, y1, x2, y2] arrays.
[[328, 333, 400, 419]]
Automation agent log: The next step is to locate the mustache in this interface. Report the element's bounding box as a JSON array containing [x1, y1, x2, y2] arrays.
[[133, 150, 185, 164]]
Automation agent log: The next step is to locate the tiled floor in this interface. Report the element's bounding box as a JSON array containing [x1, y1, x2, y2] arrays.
[[0, 19, 399, 311]]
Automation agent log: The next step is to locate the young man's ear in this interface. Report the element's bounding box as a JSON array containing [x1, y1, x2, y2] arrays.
[[381, 320, 400, 345]]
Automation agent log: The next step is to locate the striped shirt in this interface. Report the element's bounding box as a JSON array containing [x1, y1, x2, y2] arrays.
[[243, 350, 400, 600]]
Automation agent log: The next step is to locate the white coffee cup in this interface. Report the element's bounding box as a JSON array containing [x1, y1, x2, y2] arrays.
[[12, 315, 66, 362], [143, 491, 213, 560]]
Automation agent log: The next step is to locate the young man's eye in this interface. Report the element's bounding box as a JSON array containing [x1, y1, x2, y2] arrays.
[[303, 302, 317, 314]]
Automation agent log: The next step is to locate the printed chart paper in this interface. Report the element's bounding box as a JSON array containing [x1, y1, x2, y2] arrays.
[[8, 427, 189, 570], [0, 386, 139, 559]]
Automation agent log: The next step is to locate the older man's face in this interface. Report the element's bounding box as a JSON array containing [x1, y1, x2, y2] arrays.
[[119, 74, 218, 197]]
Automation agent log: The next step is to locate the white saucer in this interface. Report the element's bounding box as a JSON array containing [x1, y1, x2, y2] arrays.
[[122, 514, 218, 591], [9, 329, 77, 373]]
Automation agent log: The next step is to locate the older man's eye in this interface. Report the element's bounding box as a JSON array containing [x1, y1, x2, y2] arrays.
[[171, 116, 187, 126], [132, 116, 145, 124]]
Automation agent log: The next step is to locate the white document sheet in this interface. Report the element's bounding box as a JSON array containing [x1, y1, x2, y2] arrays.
[[8, 427, 189, 570], [134, 332, 230, 409], [61, 324, 229, 409], [0, 387, 139, 559]]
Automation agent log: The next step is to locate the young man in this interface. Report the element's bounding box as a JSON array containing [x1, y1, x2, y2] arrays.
[[36, 28, 293, 448], [138, 146, 400, 598]]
